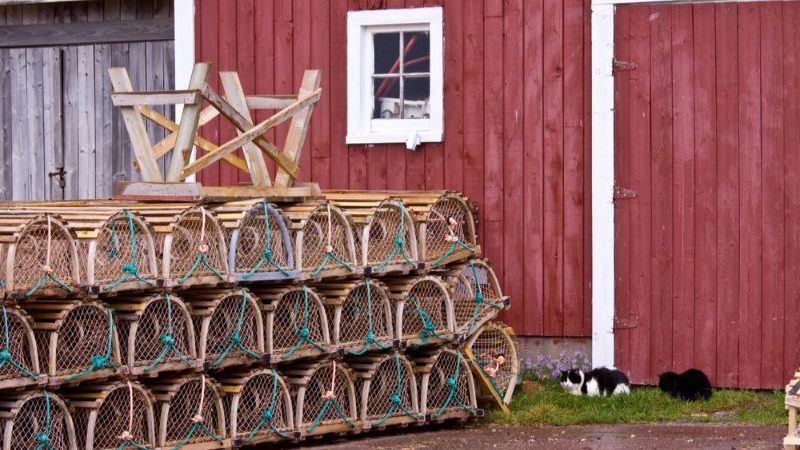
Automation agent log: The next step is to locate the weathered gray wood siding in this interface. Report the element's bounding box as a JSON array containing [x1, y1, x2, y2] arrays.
[[0, 0, 174, 200]]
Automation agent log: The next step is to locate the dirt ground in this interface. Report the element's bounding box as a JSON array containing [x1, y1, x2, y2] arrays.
[[299, 423, 785, 449]]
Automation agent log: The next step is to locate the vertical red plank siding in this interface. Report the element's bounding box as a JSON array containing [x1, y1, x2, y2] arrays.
[[310, 0, 332, 188], [235, 0, 255, 185], [329, 0, 349, 190], [217, 0, 238, 187]]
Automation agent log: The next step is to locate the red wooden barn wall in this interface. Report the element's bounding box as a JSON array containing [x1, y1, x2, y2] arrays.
[[614, 1, 800, 389], [194, 0, 593, 339]]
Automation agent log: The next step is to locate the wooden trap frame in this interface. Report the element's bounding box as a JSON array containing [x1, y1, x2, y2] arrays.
[[190, 288, 265, 371], [0, 212, 81, 300], [250, 285, 331, 364], [66, 380, 156, 450], [785, 371, 800, 449], [325, 191, 479, 268], [107, 292, 198, 377], [283, 201, 359, 280], [411, 347, 481, 423], [109, 63, 322, 200], [385, 275, 456, 348], [0, 390, 76, 450], [444, 259, 510, 338], [316, 278, 395, 355], [27, 300, 121, 386], [285, 359, 360, 438], [348, 352, 422, 431], [464, 322, 520, 406], [220, 368, 297, 447], [150, 374, 229, 449], [0, 305, 41, 391], [213, 199, 298, 283]]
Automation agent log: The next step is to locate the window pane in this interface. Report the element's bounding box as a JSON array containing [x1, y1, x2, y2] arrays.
[[373, 32, 400, 75], [404, 31, 430, 73], [403, 76, 430, 119], [373, 77, 401, 118]]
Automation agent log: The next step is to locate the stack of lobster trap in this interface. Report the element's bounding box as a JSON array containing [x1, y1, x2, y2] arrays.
[[0, 190, 519, 449]]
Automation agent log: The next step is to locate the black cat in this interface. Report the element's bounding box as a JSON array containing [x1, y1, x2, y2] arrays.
[[658, 369, 712, 401]]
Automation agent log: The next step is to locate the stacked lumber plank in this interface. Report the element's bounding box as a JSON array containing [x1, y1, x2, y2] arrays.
[[0, 190, 517, 450]]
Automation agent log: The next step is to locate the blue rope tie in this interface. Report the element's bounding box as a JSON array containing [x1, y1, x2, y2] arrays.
[[116, 439, 150, 450], [104, 210, 154, 291], [373, 202, 416, 271], [465, 261, 504, 335], [143, 294, 192, 372], [171, 421, 223, 450], [34, 390, 53, 450], [244, 368, 292, 441], [242, 202, 291, 279], [407, 296, 447, 346], [347, 279, 390, 355], [432, 351, 475, 418], [428, 229, 476, 267], [210, 289, 261, 367], [65, 308, 116, 381], [305, 369, 355, 436], [25, 271, 73, 298], [309, 251, 353, 278], [0, 306, 37, 380], [281, 286, 326, 359], [177, 251, 225, 285], [371, 353, 418, 427]]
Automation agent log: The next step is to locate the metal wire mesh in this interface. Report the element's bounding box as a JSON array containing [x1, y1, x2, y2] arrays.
[[471, 328, 515, 396], [132, 297, 193, 369], [168, 209, 227, 280], [301, 362, 354, 427], [204, 293, 260, 364], [164, 378, 222, 445], [426, 350, 471, 414], [449, 274, 476, 335], [7, 394, 72, 450], [364, 356, 415, 421], [93, 213, 156, 286], [234, 371, 291, 438], [92, 387, 150, 450], [366, 203, 415, 266], [54, 305, 114, 376], [271, 289, 326, 355], [458, 262, 503, 333], [0, 309, 36, 381], [300, 206, 352, 271], [0, 244, 7, 292], [72, 407, 89, 450], [401, 280, 449, 341], [426, 197, 473, 261], [339, 282, 392, 348], [12, 218, 77, 291], [234, 206, 290, 274]]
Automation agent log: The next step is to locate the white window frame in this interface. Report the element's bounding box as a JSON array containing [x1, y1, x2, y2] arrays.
[[346, 7, 444, 149]]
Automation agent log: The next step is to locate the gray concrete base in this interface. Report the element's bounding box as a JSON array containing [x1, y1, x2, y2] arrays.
[[517, 336, 592, 370]]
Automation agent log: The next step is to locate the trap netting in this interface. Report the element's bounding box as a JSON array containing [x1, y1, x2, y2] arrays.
[[353, 352, 420, 429], [217, 200, 297, 282], [294, 360, 358, 436], [389, 276, 454, 347], [223, 368, 295, 445], [446, 259, 509, 337], [466, 322, 520, 405], [421, 348, 478, 420], [31, 301, 121, 384], [0, 390, 76, 450], [0, 213, 80, 299], [110, 293, 197, 376], [355, 199, 419, 274], [195, 289, 264, 370], [285, 202, 357, 278], [0, 305, 40, 389], [67, 381, 155, 450], [421, 192, 478, 267], [90, 210, 159, 293], [163, 206, 228, 287], [153, 374, 227, 449], [318, 279, 394, 355], [258, 285, 330, 362]]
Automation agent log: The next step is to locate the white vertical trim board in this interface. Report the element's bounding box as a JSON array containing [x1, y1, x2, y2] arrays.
[[173, 0, 196, 180], [590, 2, 615, 369]]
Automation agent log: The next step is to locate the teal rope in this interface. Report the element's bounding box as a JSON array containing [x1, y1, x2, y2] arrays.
[[371, 353, 418, 427], [0, 306, 37, 379], [245, 368, 292, 441], [170, 422, 223, 450], [407, 296, 447, 346], [177, 252, 225, 285], [143, 294, 192, 372], [210, 289, 261, 367], [472, 355, 503, 398], [104, 210, 154, 291], [428, 230, 476, 267], [34, 390, 53, 450], [432, 352, 475, 418], [347, 279, 390, 355], [0, 280, 4, 288], [108, 217, 118, 258], [25, 272, 73, 297], [65, 308, 117, 381], [305, 373, 355, 435], [465, 261, 504, 335], [242, 202, 290, 278], [281, 286, 326, 359], [116, 438, 149, 450], [373, 202, 416, 271], [309, 251, 353, 278]]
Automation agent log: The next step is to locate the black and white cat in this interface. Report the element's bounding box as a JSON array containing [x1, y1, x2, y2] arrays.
[[658, 369, 712, 401], [559, 367, 631, 396]]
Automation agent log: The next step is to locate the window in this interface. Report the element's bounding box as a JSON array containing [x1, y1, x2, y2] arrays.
[[346, 7, 443, 149]]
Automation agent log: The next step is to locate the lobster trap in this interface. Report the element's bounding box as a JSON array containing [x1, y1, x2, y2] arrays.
[[413, 348, 480, 422], [0, 213, 81, 300], [108, 293, 198, 376], [287, 359, 359, 437], [158, 206, 229, 288], [0, 305, 41, 390], [66, 381, 156, 450], [27, 300, 121, 386], [386, 275, 455, 347], [220, 368, 297, 446], [252, 285, 330, 363], [214, 199, 298, 282], [151, 374, 228, 449], [446, 259, 510, 337], [191, 289, 264, 371], [283, 201, 358, 279], [0, 390, 76, 450], [465, 322, 519, 405], [349, 352, 421, 430], [316, 278, 395, 355]]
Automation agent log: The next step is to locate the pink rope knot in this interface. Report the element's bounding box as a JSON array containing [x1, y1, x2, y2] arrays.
[[198, 243, 209, 253], [322, 390, 337, 400], [485, 366, 498, 378], [118, 431, 134, 441], [191, 414, 204, 423], [495, 355, 506, 366], [325, 245, 334, 254], [444, 233, 459, 243], [41, 265, 53, 274]]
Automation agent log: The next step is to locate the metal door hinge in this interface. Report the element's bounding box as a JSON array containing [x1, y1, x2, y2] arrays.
[[48, 167, 66, 190], [612, 58, 638, 73]]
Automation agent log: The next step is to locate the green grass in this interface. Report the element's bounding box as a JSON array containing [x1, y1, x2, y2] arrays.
[[486, 381, 786, 427]]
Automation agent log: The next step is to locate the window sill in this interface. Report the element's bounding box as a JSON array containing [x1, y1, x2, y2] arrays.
[[346, 130, 443, 147]]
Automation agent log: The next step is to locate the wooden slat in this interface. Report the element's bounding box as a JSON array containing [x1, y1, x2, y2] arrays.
[[166, 62, 209, 182], [273, 69, 321, 188], [110, 89, 201, 106], [0, 17, 173, 48]]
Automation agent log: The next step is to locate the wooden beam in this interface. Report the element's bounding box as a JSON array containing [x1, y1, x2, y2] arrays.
[[220, 71, 272, 187], [110, 90, 201, 106], [0, 18, 173, 48], [166, 62, 210, 182], [107, 67, 162, 182], [463, 346, 510, 415], [245, 95, 297, 110], [274, 69, 322, 188]]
